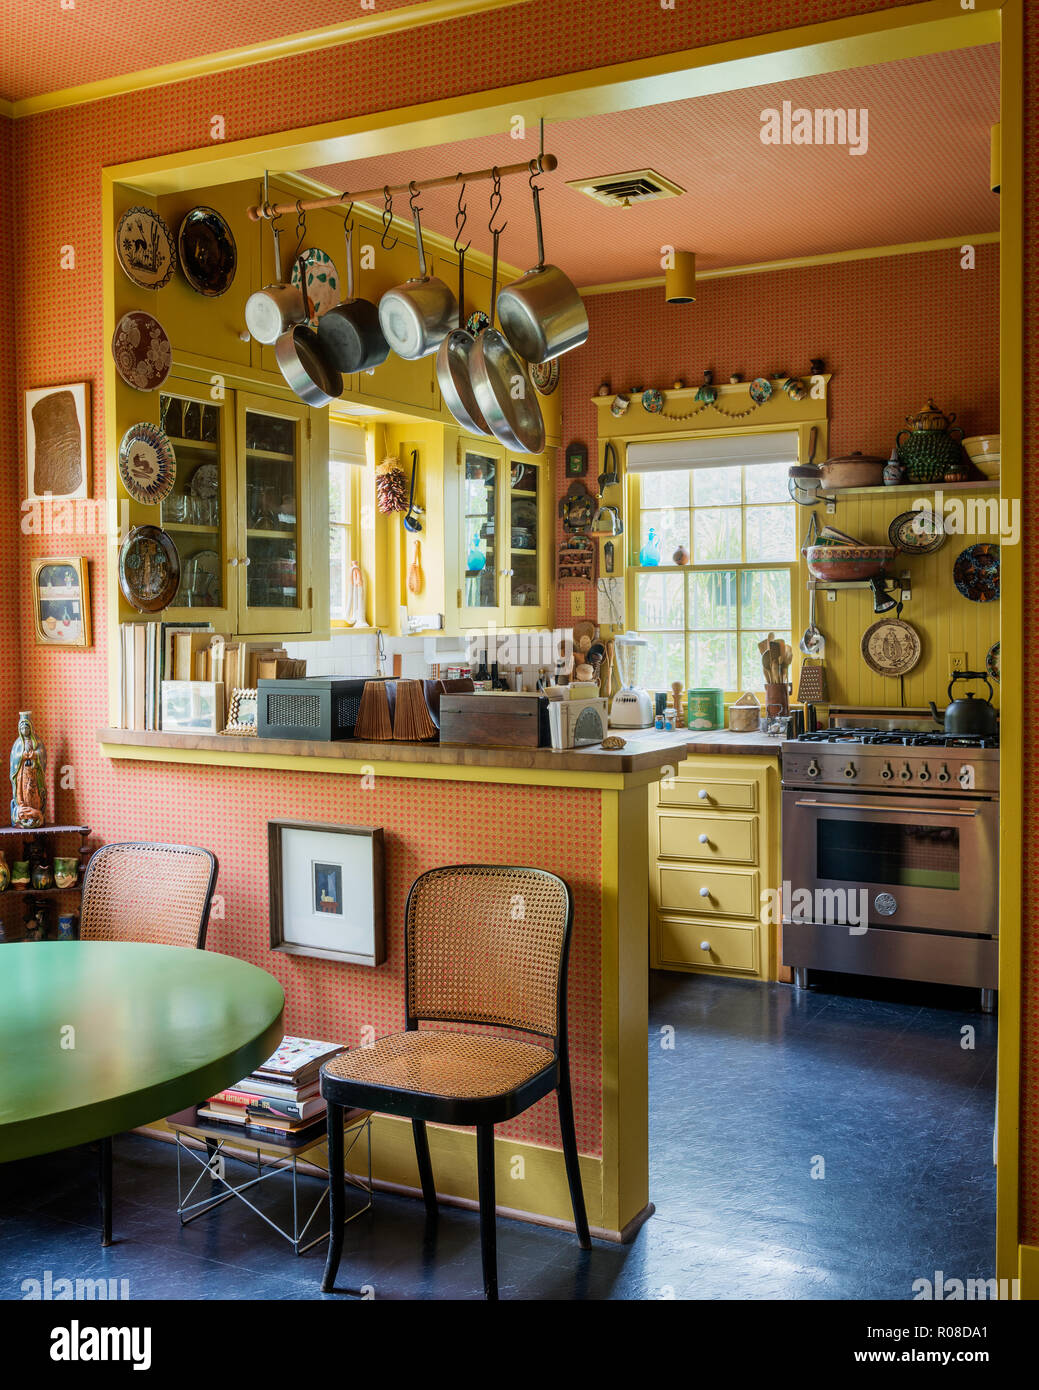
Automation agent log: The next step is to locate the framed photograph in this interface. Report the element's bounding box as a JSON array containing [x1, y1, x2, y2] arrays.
[[268, 820, 385, 967], [24, 383, 90, 502], [223, 688, 258, 736], [161, 680, 224, 734], [31, 557, 91, 648]]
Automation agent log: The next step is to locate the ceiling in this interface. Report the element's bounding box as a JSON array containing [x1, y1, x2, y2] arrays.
[[0, 0, 433, 102], [306, 44, 1001, 288]]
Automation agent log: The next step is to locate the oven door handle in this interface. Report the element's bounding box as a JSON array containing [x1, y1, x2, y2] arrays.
[[792, 799, 979, 817]]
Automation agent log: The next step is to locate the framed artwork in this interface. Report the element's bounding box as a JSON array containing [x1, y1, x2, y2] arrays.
[[160, 680, 224, 734], [24, 383, 90, 502], [31, 557, 91, 648], [223, 688, 258, 736], [268, 819, 385, 967]]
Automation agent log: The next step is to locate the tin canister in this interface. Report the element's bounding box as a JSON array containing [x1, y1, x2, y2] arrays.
[[687, 687, 724, 730]]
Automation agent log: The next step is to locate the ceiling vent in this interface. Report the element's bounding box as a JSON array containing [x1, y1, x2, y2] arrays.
[[567, 168, 685, 208]]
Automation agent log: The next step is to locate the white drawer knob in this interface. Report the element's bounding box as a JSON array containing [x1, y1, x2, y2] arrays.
[[698, 833, 710, 845], [700, 940, 711, 951], [228, 557, 239, 567], [698, 789, 709, 800], [699, 886, 711, 898]]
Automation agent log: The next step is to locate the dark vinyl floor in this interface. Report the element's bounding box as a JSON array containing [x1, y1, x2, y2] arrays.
[[0, 971, 997, 1301]]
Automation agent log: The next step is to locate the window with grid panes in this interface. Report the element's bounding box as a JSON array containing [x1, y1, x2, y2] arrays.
[[329, 422, 366, 625], [632, 458, 797, 694]]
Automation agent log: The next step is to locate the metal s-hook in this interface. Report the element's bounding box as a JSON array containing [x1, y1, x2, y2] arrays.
[[408, 179, 422, 214], [487, 167, 508, 237], [453, 174, 470, 256], [338, 194, 355, 235], [380, 186, 398, 249], [292, 198, 308, 261]]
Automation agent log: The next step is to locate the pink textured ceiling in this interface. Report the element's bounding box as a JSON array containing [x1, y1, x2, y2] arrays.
[[0, 0, 438, 102], [307, 44, 1000, 285]]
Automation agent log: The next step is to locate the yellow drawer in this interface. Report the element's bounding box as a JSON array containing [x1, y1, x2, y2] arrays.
[[658, 775, 757, 812], [658, 811, 758, 865], [658, 916, 759, 973], [657, 864, 760, 919]]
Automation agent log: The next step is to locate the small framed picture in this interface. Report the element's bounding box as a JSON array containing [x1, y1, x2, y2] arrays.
[[268, 820, 385, 967], [25, 383, 91, 502], [31, 557, 91, 648], [161, 680, 224, 734], [223, 688, 258, 736]]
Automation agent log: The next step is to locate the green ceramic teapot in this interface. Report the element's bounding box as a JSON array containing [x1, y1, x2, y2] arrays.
[[896, 398, 965, 483]]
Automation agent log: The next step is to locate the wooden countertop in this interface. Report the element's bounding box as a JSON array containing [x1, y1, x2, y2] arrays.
[[675, 728, 784, 757]]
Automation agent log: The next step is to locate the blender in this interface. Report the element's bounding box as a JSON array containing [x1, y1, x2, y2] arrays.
[[610, 632, 655, 728]]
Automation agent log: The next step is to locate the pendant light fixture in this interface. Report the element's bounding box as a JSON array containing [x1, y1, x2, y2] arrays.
[[665, 251, 697, 304]]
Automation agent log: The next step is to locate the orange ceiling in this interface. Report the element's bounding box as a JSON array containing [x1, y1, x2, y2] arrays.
[[307, 44, 1001, 287], [0, 0, 431, 102]]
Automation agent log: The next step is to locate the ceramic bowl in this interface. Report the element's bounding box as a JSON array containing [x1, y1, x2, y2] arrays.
[[805, 544, 894, 582], [962, 434, 1000, 461], [972, 455, 1000, 480]]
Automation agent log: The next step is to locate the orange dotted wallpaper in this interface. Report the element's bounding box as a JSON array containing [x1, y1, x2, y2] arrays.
[[1, 0, 1036, 1231]]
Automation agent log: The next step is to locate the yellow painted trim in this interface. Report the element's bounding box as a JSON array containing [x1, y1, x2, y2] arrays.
[[996, 0, 1024, 1285], [0, 98, 14, 120], [1019, 1243, 1039, 1300], [5, 0, 537, 119], [579, 233, 1002, 297]]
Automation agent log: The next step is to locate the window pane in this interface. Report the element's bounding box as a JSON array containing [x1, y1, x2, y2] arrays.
[[637, 573, 684, 629], [693, 507, 741, 563], [641, 469, 690, 509], [329, 525, 346, 621], [740, 568, 792, 628], [740, 630, 791, 691], [743, 461, 792, 504], [638, 632, 684, 693], [688, 570, 737, 630], [693, 466, 742, 506], [639, 509, 689, 564], [745, 505, 796, 561], [329, 460, 349, 524], [689, 632, 738, 690]]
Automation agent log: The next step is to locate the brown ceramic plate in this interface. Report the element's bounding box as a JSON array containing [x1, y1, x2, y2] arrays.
[[860, 617, 922, 677], [112, 311, 173, 392], [116, 206, 176, 289], [118, 525, 181, 613], [178, 206, 237, 297]]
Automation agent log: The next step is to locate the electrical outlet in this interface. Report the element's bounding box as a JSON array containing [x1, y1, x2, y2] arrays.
[[570, 589, 586, 617], [948, 651, 968, 678]]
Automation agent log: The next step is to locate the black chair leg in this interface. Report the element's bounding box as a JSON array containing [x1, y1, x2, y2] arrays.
[[98, 1137, 112, 1247], [476, 1124, 498, 1300], [321, 1104, 344, 1293], [412, 1119, 438, 1218], [557, 1076, 591, 1249]]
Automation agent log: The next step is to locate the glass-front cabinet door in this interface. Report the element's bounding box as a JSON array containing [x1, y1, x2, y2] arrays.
[[235, 393, 311, 635], [155, 381, 233, 630], [507, 454, 550, 627], [461, 442, 504, 622]]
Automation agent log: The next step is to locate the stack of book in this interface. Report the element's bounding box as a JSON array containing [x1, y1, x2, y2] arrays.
[[198, 1036, 346, 1142]]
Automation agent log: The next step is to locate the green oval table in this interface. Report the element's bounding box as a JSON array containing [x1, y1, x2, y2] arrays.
[[0, 942, 285, 1238]]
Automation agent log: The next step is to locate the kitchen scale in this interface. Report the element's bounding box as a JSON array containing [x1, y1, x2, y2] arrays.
[[610, 632, 654, 728]]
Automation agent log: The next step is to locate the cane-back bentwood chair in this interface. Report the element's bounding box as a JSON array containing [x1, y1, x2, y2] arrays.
[[320, 864, 591, 1299], [79, 842, 219, 1244]]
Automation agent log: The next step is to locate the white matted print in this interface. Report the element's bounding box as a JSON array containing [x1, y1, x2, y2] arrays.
[[24, 383, 91, 501], [268, 821, 385, 967]]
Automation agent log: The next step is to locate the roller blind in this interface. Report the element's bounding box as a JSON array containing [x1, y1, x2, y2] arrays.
[[626, 431, 799, 473], [330, 420, 367, 466]]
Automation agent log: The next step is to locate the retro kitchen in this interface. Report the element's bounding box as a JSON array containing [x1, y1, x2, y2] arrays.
[[0, 0, 1025, 1307]]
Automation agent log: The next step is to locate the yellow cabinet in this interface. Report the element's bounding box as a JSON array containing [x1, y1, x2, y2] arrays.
[[657, 864, 760, 919], [658, 918, 760, 975], [658, 811, 757, 864]]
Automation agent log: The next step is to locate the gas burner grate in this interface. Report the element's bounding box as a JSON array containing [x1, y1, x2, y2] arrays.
[[794, 729, 998, 749]]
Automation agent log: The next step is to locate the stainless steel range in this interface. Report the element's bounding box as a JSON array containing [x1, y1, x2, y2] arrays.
[[781, 711, 999, 1010]]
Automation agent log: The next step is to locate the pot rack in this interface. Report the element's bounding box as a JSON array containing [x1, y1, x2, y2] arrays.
[[247, 153, 558, 221]]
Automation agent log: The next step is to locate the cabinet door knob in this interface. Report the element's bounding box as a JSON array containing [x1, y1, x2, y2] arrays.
[[698, 833, 710, 845], [698, 789, 709, 800], [228, 557, 239, 567], [700, 941, 711, 952], [242, 556, 251, 568], [699, 886, 711, 898]]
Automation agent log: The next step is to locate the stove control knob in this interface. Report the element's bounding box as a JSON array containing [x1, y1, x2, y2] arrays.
[[937, 764, 951, 784], [880, 762, 893, 781], [875, 892, 898, 917], [918, 763, 931, 783], [806, 760, 821, 779], [899, 764, 913, 782], [843, 762, 857, 779]]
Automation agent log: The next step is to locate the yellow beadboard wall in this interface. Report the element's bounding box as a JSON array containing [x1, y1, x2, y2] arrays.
[[799, 484, 1001, 709]]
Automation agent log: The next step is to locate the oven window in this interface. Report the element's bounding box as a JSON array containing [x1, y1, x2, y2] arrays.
[[817, 820, 960, 890]]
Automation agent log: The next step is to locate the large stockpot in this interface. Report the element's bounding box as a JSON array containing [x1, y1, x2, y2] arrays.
[[274, 257, 343, 406], [435, 249, 492, 436], [378, 200, 457, 360], [470, 228, 545, 456], [496, 173, 588, 364], [245, 224, 306, 346], [317, 218, 390, 374]]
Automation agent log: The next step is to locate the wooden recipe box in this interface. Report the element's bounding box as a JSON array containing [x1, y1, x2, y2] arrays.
[[438, 692, 551, 749]]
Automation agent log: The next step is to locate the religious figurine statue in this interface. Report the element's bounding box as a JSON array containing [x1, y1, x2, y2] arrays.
[[10, 710, 46, 829]]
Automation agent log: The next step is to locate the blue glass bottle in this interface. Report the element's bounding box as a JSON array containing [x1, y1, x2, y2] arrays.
[[639, 526, 662, 568], [467, 532, 486, 573]]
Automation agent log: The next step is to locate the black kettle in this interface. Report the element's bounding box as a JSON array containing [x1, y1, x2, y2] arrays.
[[929, 671, 999, 737]]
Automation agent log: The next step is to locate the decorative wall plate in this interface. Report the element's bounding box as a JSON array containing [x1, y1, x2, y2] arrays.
[[290, 249, 340, 324], [860, 617, 922, 677], [466, 309, 491, 337], [986, 641, 1000, 683], [117, 525, 181, 613], [111, 311, 173, 392], [190, 462, 219, 499], [178, 206, 237, 296], [888, 508, 946, 554], [530, 358, 560, 395], [641, 388, 664, 413], [118, 423, 177, 504], [749, 377, 773, 404], [116, 206, 176, 289], [953, 543, 1000, 602]]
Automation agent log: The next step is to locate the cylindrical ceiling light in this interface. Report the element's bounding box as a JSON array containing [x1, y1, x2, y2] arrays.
[[665, 251, 697, 304], [990, 122, 1001, 194]]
